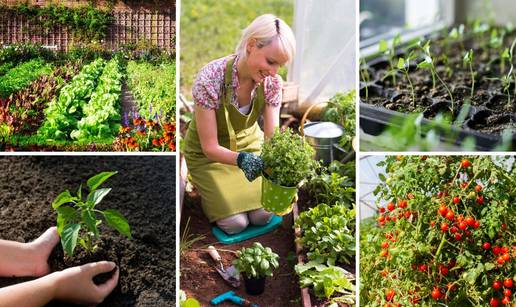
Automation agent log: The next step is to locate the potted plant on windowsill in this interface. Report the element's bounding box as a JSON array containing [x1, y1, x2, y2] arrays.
[[261, 128, 316, 214], [233, 242, 279, 295]]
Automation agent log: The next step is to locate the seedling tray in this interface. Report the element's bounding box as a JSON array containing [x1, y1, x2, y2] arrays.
[[360, 102, 514, 150]]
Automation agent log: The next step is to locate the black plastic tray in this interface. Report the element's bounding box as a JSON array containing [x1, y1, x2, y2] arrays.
[[360, 103, 515, 151]]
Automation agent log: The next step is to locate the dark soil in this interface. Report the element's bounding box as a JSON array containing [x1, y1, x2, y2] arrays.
[[180, 193, 300, 306], [0, 156, 176, 306], [361, 28, 516, 136]]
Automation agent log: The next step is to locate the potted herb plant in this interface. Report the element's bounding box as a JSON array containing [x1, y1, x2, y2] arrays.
[[52, 171, 132, 257], [260, 128, 316, 214], [233, 242, 279, 295]]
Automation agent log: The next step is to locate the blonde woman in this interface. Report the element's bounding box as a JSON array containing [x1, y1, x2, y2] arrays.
[[184, 14, 296, 235]]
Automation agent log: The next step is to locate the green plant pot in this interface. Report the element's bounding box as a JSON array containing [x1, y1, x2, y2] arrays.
[[261, 174, 297, 215]]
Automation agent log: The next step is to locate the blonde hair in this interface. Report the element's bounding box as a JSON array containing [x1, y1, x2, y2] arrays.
[[235, 14, 296, 63]]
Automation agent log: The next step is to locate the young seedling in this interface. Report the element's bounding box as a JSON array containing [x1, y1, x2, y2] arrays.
[[397, 55, 416, 105], [463, 49, 475, 98], [360, 58, 371, 100], [379, 34, 401, 85], [500, 48, 510, 73], [417, 41, 455, 114], [52, 171, 132, 257], [448, 24, 465, 52]]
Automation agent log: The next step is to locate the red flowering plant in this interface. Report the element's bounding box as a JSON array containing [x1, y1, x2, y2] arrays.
[[114, 110, 176, 152]]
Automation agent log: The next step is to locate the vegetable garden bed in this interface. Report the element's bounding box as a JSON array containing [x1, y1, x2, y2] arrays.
[[0, 156, 176, 306], [360, 23, 516, 150], [0, 44, 176, 151]]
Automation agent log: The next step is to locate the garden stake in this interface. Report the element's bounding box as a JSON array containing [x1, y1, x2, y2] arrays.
[[210, 291, 258, 306]]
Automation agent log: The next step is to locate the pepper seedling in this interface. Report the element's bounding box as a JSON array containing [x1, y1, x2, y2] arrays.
[[397, 55, 416, 106], [379, 34, 401, 85], [52, 171, 131, 257], [417, 41, 455, 114], [462, 49, 475, 98]]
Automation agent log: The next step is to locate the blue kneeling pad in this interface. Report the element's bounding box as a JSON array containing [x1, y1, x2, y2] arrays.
[[212, 215, 283, 244]]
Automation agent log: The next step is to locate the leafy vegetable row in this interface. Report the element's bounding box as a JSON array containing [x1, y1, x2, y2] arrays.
[[0, 59, 53, 98], [126, 60, 176, 119], [71, 58, 123, 142], [0, 64, 79, 137], [38, 58, 105, 140]]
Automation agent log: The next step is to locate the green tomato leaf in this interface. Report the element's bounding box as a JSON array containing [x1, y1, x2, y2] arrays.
[[87, 171, 117, 191], [52, 190, 76, 209], [102, 209, 132, 239], [61, 223, 81, 257]]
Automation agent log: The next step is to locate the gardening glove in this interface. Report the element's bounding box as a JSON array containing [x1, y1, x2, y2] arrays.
[[237, 152, 264, 182]]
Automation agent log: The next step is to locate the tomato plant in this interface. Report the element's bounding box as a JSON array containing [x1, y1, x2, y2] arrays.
[[360, 156, 515, 306]]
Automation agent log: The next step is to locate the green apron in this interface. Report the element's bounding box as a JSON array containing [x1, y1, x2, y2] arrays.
[[184, 57, 265, 222]]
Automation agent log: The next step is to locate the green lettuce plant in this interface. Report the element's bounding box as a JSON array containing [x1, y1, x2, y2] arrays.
[[261, 128, 316, 187], [233, 242, 279, 278], [295, 203, 356, 266], [52, 171, 131, 257]]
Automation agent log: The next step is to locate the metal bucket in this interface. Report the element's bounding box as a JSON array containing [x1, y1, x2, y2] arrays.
[[302, 121, 345, 165]]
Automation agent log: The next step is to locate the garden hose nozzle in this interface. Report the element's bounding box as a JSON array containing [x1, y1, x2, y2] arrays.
[[210, 291, 258, 307]]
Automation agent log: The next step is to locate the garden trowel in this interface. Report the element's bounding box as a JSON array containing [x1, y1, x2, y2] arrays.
[[207, 245, 240, 287]]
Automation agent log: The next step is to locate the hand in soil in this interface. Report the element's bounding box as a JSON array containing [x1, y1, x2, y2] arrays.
[[28, 227, 60, 276], [0, 227, 59, 277], [51, 261, 119, 305]]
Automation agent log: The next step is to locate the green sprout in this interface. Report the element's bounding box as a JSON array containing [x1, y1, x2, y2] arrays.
[[360, 58, 371, 100], [449, 24, 465, 51], [379, 34, 401, 85], [397, 56, 415, 105], [500, 48, 510, 73], [417, 41, 455, 114], [463, 49, 475, 98]]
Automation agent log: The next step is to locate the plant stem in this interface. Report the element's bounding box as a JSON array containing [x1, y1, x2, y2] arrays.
[[434, 67, 455, 115], [469, 63, 475, 98], [434, 233, 447, 261], [405, 70, 415, 106]]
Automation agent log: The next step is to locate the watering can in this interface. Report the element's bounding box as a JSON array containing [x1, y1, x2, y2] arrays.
[[300, 103, 347, 165]]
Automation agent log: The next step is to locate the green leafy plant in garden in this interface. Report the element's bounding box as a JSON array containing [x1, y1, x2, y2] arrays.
[[295, 260, 355, 303], [261, 128, 316, 187], [71, 58, 123, 141], [462, 49, 475, 98], [295, 203, 355, 266], [320, 91, 355, 152], [303, 164, 355, 208], [38, 58, 105, 140], [360, 156, 515, 306], [52, 171, 131, 257], [13, 4, 113, 41], [0, 59, 53, 98], [233, 242, 279, 278], [126, 61, 176, 119]]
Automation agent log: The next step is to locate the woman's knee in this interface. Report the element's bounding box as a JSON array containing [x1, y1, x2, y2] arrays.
[[248, 208, 273, 225], [216, 213, 249, 234]]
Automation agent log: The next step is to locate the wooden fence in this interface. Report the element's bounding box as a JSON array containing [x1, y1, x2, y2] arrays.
[[0, 8, 175, 51]]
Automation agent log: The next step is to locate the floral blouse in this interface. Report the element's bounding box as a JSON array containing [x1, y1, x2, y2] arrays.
[[192, 55, 283, 110]]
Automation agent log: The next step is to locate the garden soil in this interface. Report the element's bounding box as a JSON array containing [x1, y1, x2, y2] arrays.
[[180, 193, 299, 306], [0, 156, 176, 306]]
